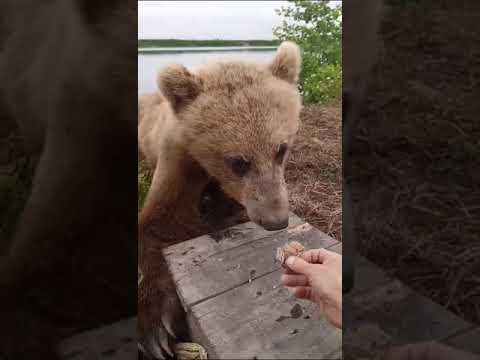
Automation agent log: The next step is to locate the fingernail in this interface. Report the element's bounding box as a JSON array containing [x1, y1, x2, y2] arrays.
[[286, 256, 295, 266]]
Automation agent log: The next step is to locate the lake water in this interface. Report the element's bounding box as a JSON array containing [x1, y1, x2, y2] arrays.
[[138, 47, 276, 95]]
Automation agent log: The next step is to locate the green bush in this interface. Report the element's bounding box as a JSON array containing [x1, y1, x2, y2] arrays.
[[303, 62, 341, 104], [274, 1, 342, 104]]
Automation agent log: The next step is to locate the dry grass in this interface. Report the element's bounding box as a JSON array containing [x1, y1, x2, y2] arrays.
[[286, 103, 342, 241], [349, 2, 480, 325]]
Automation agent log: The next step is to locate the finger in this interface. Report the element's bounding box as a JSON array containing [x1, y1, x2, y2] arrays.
[[301, 248, 330, 264], [281, 274, 309, 287], [285, 256, 315, 276], [292, 286, 314, 300], [282, 266, 298, 275]]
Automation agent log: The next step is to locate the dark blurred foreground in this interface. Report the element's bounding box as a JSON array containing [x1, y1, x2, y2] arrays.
[[344, 0, 480, 358], [0, 1, 137, 358]]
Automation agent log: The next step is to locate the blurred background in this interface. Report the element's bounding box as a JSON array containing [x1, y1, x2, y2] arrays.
[[138, 0, 341, 103]]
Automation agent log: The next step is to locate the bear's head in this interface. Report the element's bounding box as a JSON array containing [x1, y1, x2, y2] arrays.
[[158, 41, 302, 231]]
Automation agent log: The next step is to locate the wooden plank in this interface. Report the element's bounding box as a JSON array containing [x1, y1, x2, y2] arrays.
[[443, 326, 480, 355], [208, 212, 305, 243], [164, 216, 338, 309], [343, 323, 397, 360], [343, 258, 478, 358], [324, 348, 342, 359], [163, 215, 342, 359], [344, 279, 472, 344], [345, 256, 393, 297], [188, 270, 342, 359], [57, 318, 137, 359], [328, 242, 342, 254], [164, 212, 305, 261]]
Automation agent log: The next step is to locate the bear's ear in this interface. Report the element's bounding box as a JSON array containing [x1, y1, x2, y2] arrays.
[[269, 41, 301, 84], [157, 64, 202, 112]]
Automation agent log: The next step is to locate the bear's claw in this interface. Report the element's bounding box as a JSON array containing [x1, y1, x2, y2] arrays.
[[140, 325, 174, 359], [139, 299, 186, 360], [161, 310, 177, 339]]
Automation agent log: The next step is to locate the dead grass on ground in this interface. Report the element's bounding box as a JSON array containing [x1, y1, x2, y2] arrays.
[[349, 2, 480, 324], [287, 103, 342, 241]]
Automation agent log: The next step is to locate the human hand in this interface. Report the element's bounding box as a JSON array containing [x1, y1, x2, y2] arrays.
[[280, 248, 342, 328], [384, 341, 479, 360]]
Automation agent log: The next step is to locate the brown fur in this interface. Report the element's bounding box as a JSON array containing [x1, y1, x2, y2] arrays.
[[0, 1, 137, 358], [138, 42, 302, 356]]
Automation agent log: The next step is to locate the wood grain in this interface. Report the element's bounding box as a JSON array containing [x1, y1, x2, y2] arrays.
[[164, 214, 342, 359], [58, 318, 137, 359]]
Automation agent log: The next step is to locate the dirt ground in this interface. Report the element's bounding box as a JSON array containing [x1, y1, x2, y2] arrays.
[[349, 2, 480, 325], [287, 103, 342, 241]]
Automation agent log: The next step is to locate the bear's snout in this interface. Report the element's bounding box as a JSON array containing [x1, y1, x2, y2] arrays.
[[260, 218, 289, 231], [243, 176, 290, 231], [245, 196, 290, 232]]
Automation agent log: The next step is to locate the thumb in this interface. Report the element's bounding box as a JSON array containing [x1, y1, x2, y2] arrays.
[[285, 256, 315, 276]]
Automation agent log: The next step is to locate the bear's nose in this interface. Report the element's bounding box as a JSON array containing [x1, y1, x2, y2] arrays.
[[261, 218, 289, 231]]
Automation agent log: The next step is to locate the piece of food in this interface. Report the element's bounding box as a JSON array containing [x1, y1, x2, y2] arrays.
[[275, 241, 305, 265]]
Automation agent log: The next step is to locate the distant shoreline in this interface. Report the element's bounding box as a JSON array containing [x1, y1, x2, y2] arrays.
[[138, 39, 281, 48], [138, 46, 277, 54]]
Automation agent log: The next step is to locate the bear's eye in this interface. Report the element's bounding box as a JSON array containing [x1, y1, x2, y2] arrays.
[[276, 142, 288, 163], [225, 155, 251, 177]]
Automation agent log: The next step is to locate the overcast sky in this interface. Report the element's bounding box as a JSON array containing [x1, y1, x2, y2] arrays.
[[138, 1, 340, 40]]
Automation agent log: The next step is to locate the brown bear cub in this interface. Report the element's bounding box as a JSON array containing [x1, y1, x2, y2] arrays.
[[138, 41, 302, 358]]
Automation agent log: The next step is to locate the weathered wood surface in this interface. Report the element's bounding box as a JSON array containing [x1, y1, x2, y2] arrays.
[[164, 213, 343, 359], [444, 326, 480, 356], [57, 214, 479, 359], [347, 256, 392, 295], [188, 270, 342, 359], [346, 279, 472, 342], [58, 318, 137, 359], [344, 256, 478, 358]]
